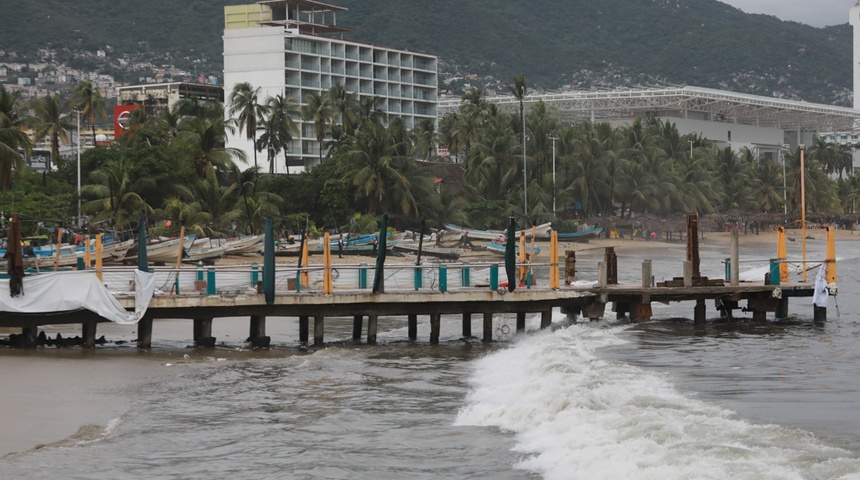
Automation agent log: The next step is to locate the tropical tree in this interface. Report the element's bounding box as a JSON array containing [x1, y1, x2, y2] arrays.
[[300, 92, 332, 164], [29, 93, 73, 171], [0, 86, 30, 189], [176, 116, 242, 179], [71, 80, 107, 145], [505, 73, 528, 215], [326, 83, 359, 135], [413, 117, 437, 160], [81, 156, 154, 228], [258, 94, 299, 174], [228, 82, 268, 172]]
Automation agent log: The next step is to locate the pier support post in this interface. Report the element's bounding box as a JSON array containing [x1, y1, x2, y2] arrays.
[[565, 250, 576, 285], [430, 313, 441, 344], [408, 314, 418, 340], [776, 298, 789, 319], [313, 316, 324, 346], [642, 260, 652, 288], [598, 262, 607, 288], [516, 312, 526, 332], [461, 313, 471, 338], [367, 315, 378, 345], [814, 306, 827, 322], [694, 299, 706, 325], [630, 303, 653, 322], [730, 227, 740, 287], [483, 312, 493, 342], [683, 261, 693, 287], [249, 315, 269, 348], [137, 316, 153, 349], [194, 318, 215, 348], [584, 302, 606, 321], [299, 316, 309, 343], [541, 310, 552, 329], [82, 320, 97, 349], [604, 247, 618, 284], [21, 326, 38, 348], [353, 315, 364, 340], [753, 310, 767, 322]]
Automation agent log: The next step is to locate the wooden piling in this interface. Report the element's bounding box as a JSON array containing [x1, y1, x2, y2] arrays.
[[408, 314, 418, 340], [430, 313, 441, 344], [353, 315, 364, 340], [483, 312, 493, 342], [694, 299, 706, 324], [21, 326, 38, 348], [137, 316, 153, 349], [516, 312, 526, 332], [686, 214, 700, 277], [299, 316, 309, 343], [82, 320, 97, 349], [776, 298, 789, 319], [604, 247, 618, 285], [730, 227, 740, 287], [642, 260, 652, 288], [683, 261, 693, 287], [194, 318, 215, 347], [249, 315, 269, 348], [814, 306, 827, 322], [313, 316, 324, 345], [461, 312, 471, 338], [564, 250, 576, 285], [541, 310, 552, 329], [598, 262, 608, 288], [367, 315, 378, 345]]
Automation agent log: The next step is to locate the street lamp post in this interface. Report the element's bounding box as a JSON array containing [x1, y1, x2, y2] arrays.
[[522, 116, 528, 218], [781, 144, 789, 215], [75, 107, 81, 229], [549, 134, 559, 216]]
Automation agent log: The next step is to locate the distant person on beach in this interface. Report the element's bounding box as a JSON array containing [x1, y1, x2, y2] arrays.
[[372, 237, 378, 256], [462, 232, 473, 248], [337, 234, 344, 258]]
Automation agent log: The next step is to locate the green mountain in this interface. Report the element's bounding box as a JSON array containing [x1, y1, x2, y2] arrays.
[[0, 0, 853, 105]]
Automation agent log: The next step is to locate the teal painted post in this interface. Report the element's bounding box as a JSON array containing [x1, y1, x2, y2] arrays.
[[197, 261, 204, 281], [439, 264, 448, 292], [527, 269, 532, 289], [461, 261, 470, 287], [295, 270, 301, 293], [137, 217, 148, 273], [76, 257, 85, 270], [207, 267, 216, 295], [724, 257, 731, 281], [490, 264, 499, 291], [250, 263, 258, 287], [263, 218, 275, 305], [175, 275, 180, 295], [414, 265, 423, 290], [769, 259, 780, 285], [359, 263, 368, 289]]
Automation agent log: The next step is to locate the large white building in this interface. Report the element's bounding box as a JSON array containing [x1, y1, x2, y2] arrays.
[[223, 1, 438, 173]]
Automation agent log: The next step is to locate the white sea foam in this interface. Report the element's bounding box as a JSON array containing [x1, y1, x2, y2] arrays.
[[455, 321, 860, 480]]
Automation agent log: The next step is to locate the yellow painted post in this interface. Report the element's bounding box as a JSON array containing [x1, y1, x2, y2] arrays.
[[518, 231, 527, 285], [323, 232, 333, 294], [84, 235, 91, 269], [54, 227, 63, 271], [777, 227, 788, 283], [95, 234, 103, 281], [550, 231, 560, 289], [300, 234, 309, 287], [825, 226, 837, 285]]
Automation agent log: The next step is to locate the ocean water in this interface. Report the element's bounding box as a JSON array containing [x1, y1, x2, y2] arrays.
[[2, 234, 860, 479]]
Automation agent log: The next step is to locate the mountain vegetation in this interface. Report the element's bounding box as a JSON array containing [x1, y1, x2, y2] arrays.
[[0, 0, 853, 104]]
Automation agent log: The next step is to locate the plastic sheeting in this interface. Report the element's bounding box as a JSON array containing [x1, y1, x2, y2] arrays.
[[0, 270, 156, 325]]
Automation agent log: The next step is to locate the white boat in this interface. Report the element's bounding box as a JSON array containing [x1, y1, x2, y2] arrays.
[[222, 234, 265, 255], [445, 223, 552, 242], [16, 239, 135, 269], [184, 243, 227, 265], [125, 235, 197, 265]]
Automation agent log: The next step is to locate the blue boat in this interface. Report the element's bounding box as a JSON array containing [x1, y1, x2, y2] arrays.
[[485, 242, 541, 257], [555, 227, 603, 242]]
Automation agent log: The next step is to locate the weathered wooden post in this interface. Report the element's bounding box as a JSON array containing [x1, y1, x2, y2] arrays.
[[430, 313, 441, 344], [194, 317, 215, 348], [598, 262, 607, 288], [541, 310, 552, 329], [408, 314, 418, 340], [367, 315, 378, 345], [683, 261, 693, 287], [565, 250, 576, 285], [299, 316, 309, 343], [642, 260, 652, 288], [82, 320, 97, 348], [686, 214, 700, 278], [314, 315, 324, 345], [730, 227, 740, 287], [482, 312, 493, 342], [604, 247, 618, 285], [516, 312, 526, 332], [353, 315, 363, 340], [137, 315, 153, 349], [694, 299, 706, 324], [249, 315, 269, 348], [462, 313, 472, 337], [21, 326, 38, 348]]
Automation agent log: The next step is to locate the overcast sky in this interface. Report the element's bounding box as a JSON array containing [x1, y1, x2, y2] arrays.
[[719, 0, 856, 27]]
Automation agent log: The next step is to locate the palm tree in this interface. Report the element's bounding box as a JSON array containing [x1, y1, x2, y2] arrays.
[[412, 118, 437, 160], [81, 156, 154, 228], [228, 82, 269, 172], [260, 94, 299, 174], [505, 73, 528, 215], [300, 92, 332, 164], [0, 86, 30, 189], [72, 80, 107, 146], [29, 93, 73, 171], [176, 116, 243, 179], [326, 83, 359, 135]]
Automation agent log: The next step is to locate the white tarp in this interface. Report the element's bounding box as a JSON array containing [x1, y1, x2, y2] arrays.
[[0, 270, 156, 325], [812, 264, 829, 308]]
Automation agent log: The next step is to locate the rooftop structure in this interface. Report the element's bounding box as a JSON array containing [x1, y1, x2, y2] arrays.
[[117, 82, 224, 118]]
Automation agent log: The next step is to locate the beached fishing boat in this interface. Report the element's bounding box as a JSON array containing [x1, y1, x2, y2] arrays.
[[221, 234, 265, 255], [124, 235, 197, 265], [3, 238, 135, 269], [183, 243, 227, 265], [392, 243, 464, 261], [541, 227, 603, 242], [445, 223, 552, 242], [484, 242, 541, 257]]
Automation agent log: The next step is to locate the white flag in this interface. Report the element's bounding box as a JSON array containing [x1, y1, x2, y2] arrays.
[[812, 264, 828, 308]]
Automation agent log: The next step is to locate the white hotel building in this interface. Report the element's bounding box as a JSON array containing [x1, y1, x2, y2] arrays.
[[223, 0, 438, 173]]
